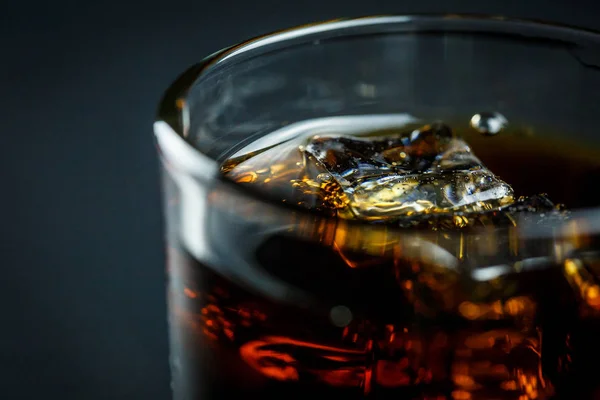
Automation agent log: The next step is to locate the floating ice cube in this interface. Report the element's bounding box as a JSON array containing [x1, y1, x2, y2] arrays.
[[304, 123, 514, 220]]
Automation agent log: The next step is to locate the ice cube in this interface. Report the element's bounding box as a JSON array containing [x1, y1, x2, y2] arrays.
[[304, 123, 514, 220]]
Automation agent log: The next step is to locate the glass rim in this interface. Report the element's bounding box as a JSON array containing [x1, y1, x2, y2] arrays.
[[155, 14, 600, 239]]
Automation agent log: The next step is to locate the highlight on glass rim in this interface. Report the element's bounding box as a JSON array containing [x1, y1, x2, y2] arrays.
[[155, 14, 600, 400]]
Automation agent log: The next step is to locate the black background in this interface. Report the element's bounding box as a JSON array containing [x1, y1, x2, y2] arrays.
[[2, 1, 600, 399]]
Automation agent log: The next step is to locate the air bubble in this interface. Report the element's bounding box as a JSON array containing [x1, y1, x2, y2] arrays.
[[470, 112, 508, 136], [330, 305, 353, 327]]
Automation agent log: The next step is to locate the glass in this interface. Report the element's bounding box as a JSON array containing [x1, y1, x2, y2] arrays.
[[155, 15, 600, 399]]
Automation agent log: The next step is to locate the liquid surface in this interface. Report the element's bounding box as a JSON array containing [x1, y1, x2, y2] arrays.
[[166, 116, 600, 399], [227, 122, 516, 221], [223, 118, 600, 213]]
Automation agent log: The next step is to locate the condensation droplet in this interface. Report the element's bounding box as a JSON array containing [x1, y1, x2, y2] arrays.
[[470, 112, 508, 136], [330, 305, 353, 327]]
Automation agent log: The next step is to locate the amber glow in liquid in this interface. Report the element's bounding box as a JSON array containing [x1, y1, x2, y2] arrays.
[[164, 122, 600, 400]]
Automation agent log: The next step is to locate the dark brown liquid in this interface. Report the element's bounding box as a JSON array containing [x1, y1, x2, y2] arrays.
[[165, 127, 600, 400], [460, 131, 600, 210]]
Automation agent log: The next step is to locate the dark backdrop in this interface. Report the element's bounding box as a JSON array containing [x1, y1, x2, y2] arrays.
[[2, 1, 599, 399]]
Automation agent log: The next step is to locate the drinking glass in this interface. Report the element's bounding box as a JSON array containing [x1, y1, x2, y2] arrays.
[[155, 15, 600, 399]]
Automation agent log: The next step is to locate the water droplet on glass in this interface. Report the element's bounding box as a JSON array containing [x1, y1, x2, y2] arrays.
[[470, 112, 508, 136], [330, 305, 353, 327]]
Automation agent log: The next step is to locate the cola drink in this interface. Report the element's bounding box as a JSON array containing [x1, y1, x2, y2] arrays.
[[163, 117, 600, 400]]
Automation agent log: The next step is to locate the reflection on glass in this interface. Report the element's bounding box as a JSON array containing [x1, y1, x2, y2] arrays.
[[157, 15, 600, 400]]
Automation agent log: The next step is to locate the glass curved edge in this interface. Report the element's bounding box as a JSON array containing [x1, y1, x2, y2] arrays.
[[217, 14, 600, 65], [156, 14, 600, 137], [154, 14, 600, 238]]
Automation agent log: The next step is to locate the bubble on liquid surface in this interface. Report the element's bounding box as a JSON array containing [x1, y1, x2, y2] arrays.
[[470, 112, 508, 136]]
